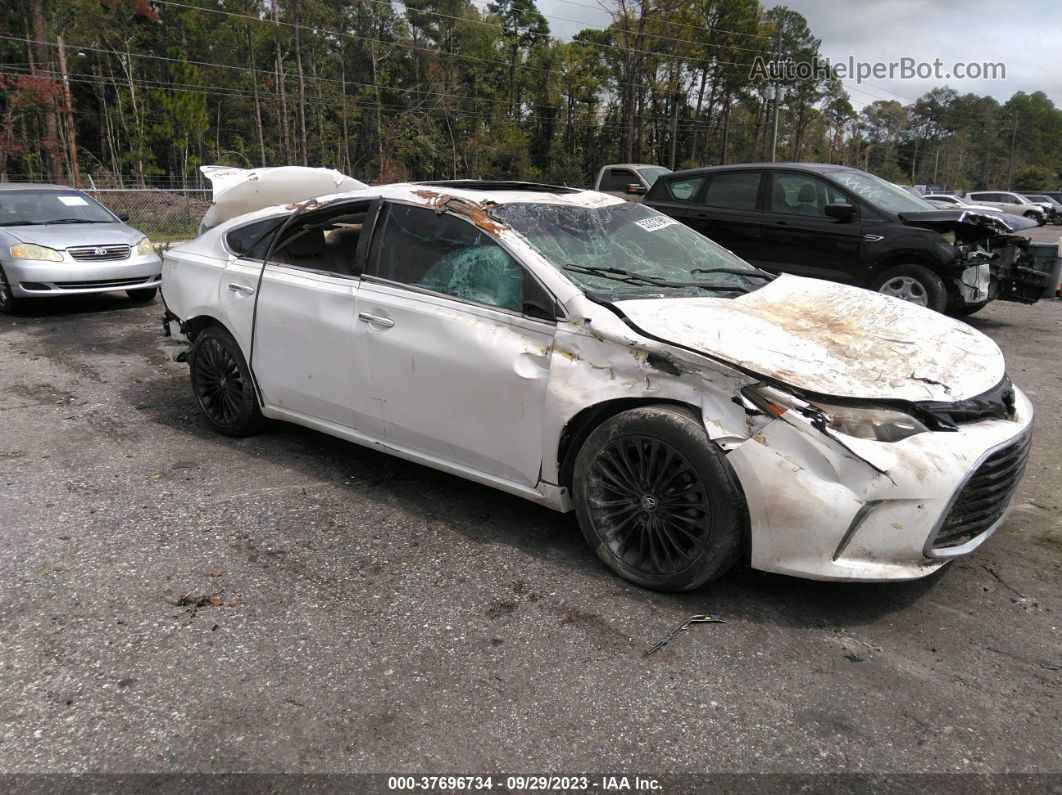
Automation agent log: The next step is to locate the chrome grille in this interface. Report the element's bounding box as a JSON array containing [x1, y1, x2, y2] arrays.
[[68, 244, 131, 262], [932, 433, 1031, 551]]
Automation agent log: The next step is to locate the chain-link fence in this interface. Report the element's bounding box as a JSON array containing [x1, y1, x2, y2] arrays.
[[87, 188, 211, 244]]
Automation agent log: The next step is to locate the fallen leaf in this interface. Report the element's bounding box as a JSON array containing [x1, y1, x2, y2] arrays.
[[228, 600, 240, 608], [209, 569, 224, 577], [208, 597, 223, 607]]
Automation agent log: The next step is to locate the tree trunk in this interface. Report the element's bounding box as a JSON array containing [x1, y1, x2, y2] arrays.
[[293, 0, 308, 166], [247, 25, 267, 166], [272, 4, 291, 164], [55, 35, 81, 186], [29, 0, 63, 183]]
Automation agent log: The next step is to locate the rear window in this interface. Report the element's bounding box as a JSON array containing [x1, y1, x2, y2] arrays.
[[660, 176, 706, 202], [225, 216, 287, 259], [599, 169, 639, 192], [703, 172, 761, 210]]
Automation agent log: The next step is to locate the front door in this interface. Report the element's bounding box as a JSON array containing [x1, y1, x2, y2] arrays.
[[759, 171, 863, 282], [351, 201, 557, 487]]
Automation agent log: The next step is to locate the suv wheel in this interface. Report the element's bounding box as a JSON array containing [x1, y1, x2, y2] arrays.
[[572, 405, 745, 592], [871, 264, 947, 312], [1023, 210, 1043, 225], [188, 325, 265, 437]]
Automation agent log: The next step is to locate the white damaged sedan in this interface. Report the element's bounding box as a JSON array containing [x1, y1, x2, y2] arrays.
[[161, 181, 1032, 591]]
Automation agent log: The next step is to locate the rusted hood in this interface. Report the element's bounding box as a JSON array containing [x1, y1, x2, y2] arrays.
[[614, 275, 1005, 402]]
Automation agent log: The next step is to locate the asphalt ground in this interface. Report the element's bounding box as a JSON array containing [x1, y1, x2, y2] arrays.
[[0, 287, 1059, 785]]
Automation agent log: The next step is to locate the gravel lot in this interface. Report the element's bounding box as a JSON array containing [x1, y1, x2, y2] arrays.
[[0, 288, 1059, 781]]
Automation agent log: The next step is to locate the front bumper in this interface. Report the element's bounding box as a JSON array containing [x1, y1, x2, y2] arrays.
[[3, 254, 163, 297], [726, 387, 1033, 581]]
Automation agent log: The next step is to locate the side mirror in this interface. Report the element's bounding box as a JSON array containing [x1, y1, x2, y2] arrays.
[[117, 212, 130, 222], [825, 202, 856, 220], [626, 184, 647, 195]]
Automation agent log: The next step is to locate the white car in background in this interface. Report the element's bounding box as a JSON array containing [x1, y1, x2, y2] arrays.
[[966, 191, 1046, 224], [160, 180, 1032, 591]]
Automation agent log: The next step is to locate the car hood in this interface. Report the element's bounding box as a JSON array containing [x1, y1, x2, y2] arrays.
[[897, 209, 1037, 237], [613, 274, 1005, 403], [2, 222, 143, 248]]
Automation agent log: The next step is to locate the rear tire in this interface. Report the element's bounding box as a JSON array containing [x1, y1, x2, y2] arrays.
[[0, 266, 25, 315], [127, 287, 158, 303], [572, 405, 745, 592], [871, 264, 948, 313], [188, 325, 265, 437]]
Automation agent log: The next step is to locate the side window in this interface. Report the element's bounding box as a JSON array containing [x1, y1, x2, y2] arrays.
[[703, 172, 761, 210], [269, 202, 372, 275], [600, 169, 638, 192], [769, 173, 846, 217], [226, 216, 286, 260], [663, 176, 706, 202], [370, 203, 551, 317]]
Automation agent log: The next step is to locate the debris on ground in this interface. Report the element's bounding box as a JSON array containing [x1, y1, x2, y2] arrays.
[[645, 614, 725, 656]]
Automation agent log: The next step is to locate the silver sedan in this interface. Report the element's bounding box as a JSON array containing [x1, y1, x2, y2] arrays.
[[0, 184, 162, 314]]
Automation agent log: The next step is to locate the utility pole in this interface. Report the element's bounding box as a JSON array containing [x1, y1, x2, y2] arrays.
[[770, 84, 781, 162], [1006, 112, 1018, 189], [768, 32, 781, 162]]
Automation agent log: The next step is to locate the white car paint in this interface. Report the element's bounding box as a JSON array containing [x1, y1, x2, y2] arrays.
[[161, 183, 1033, 583]]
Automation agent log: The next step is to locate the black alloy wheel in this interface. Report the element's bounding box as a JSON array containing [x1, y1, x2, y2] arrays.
[[188, 326, 265, 437]]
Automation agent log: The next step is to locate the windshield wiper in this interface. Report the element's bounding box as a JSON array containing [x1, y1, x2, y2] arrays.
[[563, 264, 749, 293], [691, 267, 774, 281], [0, 220, 45, 226], [45, 218, 106, 224]]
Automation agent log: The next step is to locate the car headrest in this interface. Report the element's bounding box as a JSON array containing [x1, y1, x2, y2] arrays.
[[797, 184, 816, 203]]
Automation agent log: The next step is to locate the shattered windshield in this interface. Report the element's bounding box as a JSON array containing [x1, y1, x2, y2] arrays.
[[491, 201, 768, 301], [825, 171, 936, 213]]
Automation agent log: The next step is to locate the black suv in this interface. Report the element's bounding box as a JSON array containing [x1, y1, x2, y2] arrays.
[[645, 163, 1044, 315]]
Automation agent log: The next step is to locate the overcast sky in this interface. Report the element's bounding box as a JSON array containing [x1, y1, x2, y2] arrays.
[[534, 0, 1062, 109]]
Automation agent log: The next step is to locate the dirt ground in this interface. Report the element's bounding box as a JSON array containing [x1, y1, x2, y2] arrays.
[[0, 289, 1058, 784]]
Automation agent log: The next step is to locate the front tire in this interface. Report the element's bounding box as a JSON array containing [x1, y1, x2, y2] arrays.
[[0, 266, 25, 315], [871, 264, 948, 312], [188, 325, 265, 437], [1023, 211, 1044, 226], [127, 287, 158, 303], [572, 405, 745, 592]]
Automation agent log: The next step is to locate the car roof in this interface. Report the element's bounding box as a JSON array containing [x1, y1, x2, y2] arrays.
[[206, 181, 629, 235], [0, 183, 83, 192], [602, 164, 667, 170], [661, 162, 852, 180]]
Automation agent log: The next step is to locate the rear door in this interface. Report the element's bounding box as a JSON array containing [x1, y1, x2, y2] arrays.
[[679, 170, 767, 263], [350, 201, 558, 486], [758, 171, 863, 282], [250, 199, 378, 427]]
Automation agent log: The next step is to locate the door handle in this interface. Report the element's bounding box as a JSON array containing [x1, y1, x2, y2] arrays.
[[774, 220, 789, 226], [228, 282, 255, 295], [358, 312, 395, 328]]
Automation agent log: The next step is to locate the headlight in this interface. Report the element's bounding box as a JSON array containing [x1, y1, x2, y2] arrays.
[[939, 231, 956, 245], [136, 237, 154, 256], [808, 400, 929, 443], [742, 385, 928, 443], [10, 243, 63, 262]]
